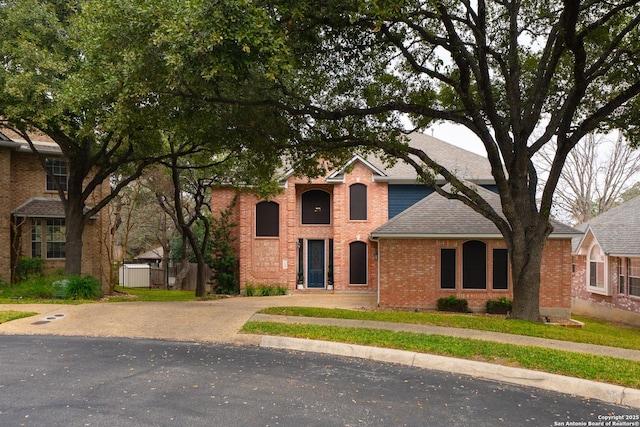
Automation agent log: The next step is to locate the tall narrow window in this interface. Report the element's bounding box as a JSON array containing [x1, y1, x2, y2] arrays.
[[589, 245, 605, 289], [349, 184, 367, 220], [302, 190, 330, 224], [255, 201, 279, 237], [492, 249, 509, 290], [462, 240, 486, 289], [31, 218, 42, 258], [46, 218, 66, 259], [349, 241, 367, 284], [618, 258, 626, 294], [629, 259, 640, 297], [45, 158, 68, 191], [440, 248, 456, 289]]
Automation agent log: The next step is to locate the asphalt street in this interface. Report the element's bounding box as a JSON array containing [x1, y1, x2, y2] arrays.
[[0, 335, 636, 427]]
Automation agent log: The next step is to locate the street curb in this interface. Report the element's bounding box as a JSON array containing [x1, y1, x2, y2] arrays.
[[259, 335, 640, 409]]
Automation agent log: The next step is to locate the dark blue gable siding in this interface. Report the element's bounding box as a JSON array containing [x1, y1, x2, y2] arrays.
[[388, 184, 499, 218], [388, 185, 433, 218]]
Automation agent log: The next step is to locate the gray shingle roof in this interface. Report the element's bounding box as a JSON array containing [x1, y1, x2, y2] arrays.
[[12, 197, 65, 218], [365, 132, 494, 182], [371, 185, 580, 238], [579, 196, 640, 255]]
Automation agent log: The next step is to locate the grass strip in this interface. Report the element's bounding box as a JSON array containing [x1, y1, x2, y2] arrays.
[[258, 307, 640, 350], [242, 321, 640, 388], [0, 310, 38, 323]]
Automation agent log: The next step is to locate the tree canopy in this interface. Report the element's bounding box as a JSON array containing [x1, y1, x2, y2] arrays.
[[248, 0, 640, 321]]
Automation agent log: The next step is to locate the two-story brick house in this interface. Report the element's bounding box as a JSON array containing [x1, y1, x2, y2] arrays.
[[210, 132, 578, 317], [0, 130, 109, 284]]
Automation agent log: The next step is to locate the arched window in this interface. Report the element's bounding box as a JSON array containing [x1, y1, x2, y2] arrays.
[[349, 241, 367, 284], [349, 183, 367, 220], [589, 245, 605, 288], [463, 240, 487, 289], [302, 190, 330, 224], [255, 201, 279, 237]]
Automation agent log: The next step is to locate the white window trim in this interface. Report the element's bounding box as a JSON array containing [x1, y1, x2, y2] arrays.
[[587, 243, 612, 296]]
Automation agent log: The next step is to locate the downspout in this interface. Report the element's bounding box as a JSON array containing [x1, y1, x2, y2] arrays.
[[369, 234, 381, 307]]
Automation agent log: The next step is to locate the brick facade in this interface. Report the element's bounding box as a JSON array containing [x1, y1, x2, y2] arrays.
[[211, 156, 572, 318], [377, 238, 572, 317], [211, 161, 385, 292], [0, 139, 109, 284], [572, 254, 640, 325]]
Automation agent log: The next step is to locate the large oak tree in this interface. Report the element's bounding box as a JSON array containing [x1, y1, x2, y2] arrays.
[[251, 0, 640, 321]]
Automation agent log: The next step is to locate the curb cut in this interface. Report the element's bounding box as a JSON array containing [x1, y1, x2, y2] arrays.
[[259, 335, 640, 409]]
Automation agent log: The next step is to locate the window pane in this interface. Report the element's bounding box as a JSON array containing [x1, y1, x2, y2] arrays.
[[463, 240, 486, 289], [31, 218, 42, 258], [492, 249, 509, 290], [302, 190, 330, 224], [629, 259, 640, 297], [256, 201, 279, 237], [349, 241, 367, 284], [440, 249, 456, 289], [45, 158, 68, 191], [46, 218, 66, 259], [349, 184, 367, 220]]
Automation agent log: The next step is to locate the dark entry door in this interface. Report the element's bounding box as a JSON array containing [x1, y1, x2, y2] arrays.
[[307, 240, 325, 288]]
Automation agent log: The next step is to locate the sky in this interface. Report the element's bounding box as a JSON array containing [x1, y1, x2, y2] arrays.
[[426, 123, 487, 156]]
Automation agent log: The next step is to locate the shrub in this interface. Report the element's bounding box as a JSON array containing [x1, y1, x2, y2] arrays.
[[244, 283, 287, 297], [61, 275, 102, 300], [486, 297, 512, 314], [15, 257, 45, 281], [437, 295, 469, 313]]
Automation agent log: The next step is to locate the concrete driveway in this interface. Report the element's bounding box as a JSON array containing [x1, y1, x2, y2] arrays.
[[0, 294, 377, 345]]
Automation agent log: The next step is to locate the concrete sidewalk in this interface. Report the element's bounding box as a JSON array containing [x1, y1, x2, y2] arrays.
[[1, 294, 639, 409]]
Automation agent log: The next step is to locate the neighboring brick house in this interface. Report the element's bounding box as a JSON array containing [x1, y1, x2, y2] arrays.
[[370, 186, 580, 318], [0, 130, 109, 284], [572, 196, 640, 325]]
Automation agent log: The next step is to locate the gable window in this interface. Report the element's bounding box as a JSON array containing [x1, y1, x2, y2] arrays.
[[45, 158, 68, 192], [462, 240, 487, 289], [629, 259, 640, 297], [440, 248, 456, 289], [349, 241, 367, 284], [349, 184, 367, 221], [255, 201, 279, 237], [32, 218, 66, 259], [492, 249, 509, 290], [302, 190, 330, 224], [588, 245, 605, 289]]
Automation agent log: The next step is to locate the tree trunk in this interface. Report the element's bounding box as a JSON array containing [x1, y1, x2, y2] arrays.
[[507, 219, 552, 322], [64, 198, 86, 276]]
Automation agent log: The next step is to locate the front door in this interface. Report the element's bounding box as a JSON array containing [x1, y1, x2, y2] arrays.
[[307, 240, 325, 288]]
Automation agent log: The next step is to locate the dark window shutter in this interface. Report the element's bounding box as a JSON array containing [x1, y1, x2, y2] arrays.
[[463, 240, 487, 289], [492, 249, 509, 290], [349, 184, 367, 220], [349, 241, 367, 284], [302, 190, 331, 224], [256, 201, 279, 237], [440, 248, 456, 289]]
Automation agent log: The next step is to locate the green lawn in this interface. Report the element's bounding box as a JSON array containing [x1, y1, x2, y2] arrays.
[[242, 320, 640, 388], [257, 306, 640, 350], [243, 306, 640, 388], [0, 310, 37, 323]]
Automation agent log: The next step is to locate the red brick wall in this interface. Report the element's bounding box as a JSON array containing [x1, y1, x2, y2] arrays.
[[572, 254, 640, 315], [0, 149, 12, 283], [378, 238, 572, 316], [210, 160, 387, 292]]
